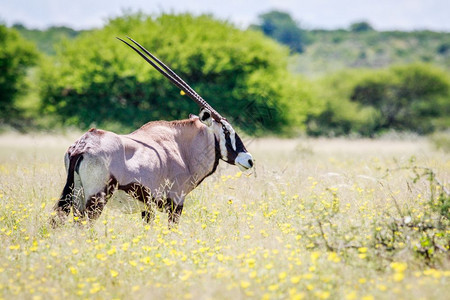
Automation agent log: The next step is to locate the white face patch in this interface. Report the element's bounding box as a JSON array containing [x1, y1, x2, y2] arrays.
[[211, 119, 238, 161], [218, 124, 228, 160], [221, 120, 236, 151], [235, 152, 254, 171], [213, 120, 235, 161]]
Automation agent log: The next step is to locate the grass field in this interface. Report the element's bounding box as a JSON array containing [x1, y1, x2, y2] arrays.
[[0, 133, 449, 299]]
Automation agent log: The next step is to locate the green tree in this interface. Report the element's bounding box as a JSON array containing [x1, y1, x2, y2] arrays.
[[306, 70, 378, 137], [308, 64, 450, 136], [350, 21, 374, 32], [39, 13, 314, 135], [0, 24, 38, 123], [13, 23, 82, 55], [437, 42, 450, 55], [350, 64, 450, 133], [251, 10, 305, 53]]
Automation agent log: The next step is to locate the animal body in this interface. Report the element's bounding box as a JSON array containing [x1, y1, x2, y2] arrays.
[[50, 37, 254, 227]]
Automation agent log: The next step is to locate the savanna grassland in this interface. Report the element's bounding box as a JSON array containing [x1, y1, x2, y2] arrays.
[[0, 134, 449, 299]]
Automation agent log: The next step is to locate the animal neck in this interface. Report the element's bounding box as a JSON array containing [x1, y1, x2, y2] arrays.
[[175, 120, 221, 188], [193, 137, 220, 187]]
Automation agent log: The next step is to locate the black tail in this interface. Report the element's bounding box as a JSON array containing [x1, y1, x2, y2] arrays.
[[55, 154, 83, 213]]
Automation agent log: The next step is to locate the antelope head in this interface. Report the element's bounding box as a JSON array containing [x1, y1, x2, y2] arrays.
[[117, 37, 254, 171]]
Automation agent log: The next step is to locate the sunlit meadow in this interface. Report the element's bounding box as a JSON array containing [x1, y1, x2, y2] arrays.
[[0, 134, 449, 299]]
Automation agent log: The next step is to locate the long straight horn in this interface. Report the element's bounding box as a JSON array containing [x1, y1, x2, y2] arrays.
[[116, 37, 224, 122]]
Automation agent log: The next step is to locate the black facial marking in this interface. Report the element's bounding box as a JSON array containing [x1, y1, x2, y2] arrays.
[[234, 134, 247, 153], [224, 131, 236, 163], [222, 124, 229, 134], [201, 111, 210, 121]]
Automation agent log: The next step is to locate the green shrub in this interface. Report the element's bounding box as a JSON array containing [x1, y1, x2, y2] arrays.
[[250, 10, 306, 53], [308, 64, 450, 136], [306, 69, 379, 136], [351, 64, 450, 134], [0, 25, 38, 123]]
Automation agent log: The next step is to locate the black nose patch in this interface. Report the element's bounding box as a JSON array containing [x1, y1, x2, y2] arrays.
[[248, 159, 254, 167]]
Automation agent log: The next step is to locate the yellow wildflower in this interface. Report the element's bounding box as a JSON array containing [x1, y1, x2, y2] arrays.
[[240, 281, 250, 289], [110, 270, 119, 278], [390, 262, 407, 273]]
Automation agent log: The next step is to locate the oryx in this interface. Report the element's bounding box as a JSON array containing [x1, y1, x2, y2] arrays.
[[50, 37, 254, 227]]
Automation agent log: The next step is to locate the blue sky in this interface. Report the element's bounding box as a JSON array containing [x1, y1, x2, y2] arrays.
[[1, 0, 449, 31]]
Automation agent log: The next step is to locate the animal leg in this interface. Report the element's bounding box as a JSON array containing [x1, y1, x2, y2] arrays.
[[75, 153, 111, 224], [85, 192, 108, 222], [127, 184, 154, 224], [141, 208, 155, 224], [167, 201, 184, 228]]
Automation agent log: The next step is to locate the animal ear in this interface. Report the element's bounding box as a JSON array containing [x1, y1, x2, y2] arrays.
[[199, 107, 213, 127], [189, 113, 198, 119]]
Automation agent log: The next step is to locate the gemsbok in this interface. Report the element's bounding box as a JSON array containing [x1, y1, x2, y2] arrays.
[[50, 37, 254, 227]]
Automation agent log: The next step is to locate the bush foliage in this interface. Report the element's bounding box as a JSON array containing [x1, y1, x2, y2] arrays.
[[12, 24, 82, 55], [307, 64, 450, 136], [250, 10, 306, 53], [39, 14, 313, 135], [0, 25, 38, 123], [5, 13, 450, 136]]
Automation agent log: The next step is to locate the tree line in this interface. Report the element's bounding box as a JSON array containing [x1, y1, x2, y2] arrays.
[[1, 12, 449, 136]]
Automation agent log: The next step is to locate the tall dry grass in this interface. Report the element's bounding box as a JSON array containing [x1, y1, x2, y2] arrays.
[[0, 134, 449, 299]]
